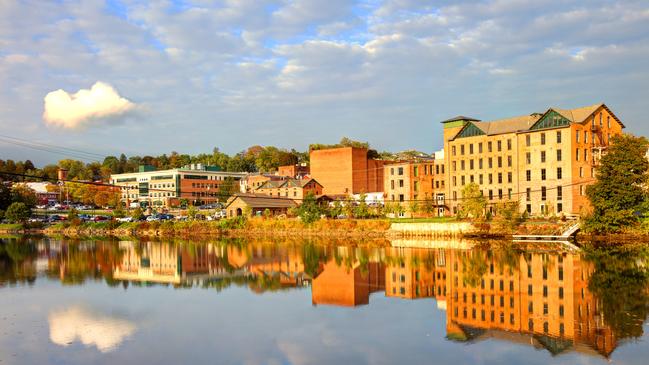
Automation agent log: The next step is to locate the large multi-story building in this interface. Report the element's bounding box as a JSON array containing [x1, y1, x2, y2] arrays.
[[383, 158, 447, 217], [441, 103, 624, 216], [110, 164, 247, 207], [310, 146, 385, 195]]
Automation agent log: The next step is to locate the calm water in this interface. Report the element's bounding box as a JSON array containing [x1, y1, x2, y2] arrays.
[[1, 237, 649, 365]]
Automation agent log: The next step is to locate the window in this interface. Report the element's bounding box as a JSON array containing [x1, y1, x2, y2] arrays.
[[399, 180, 404, 187], [391, 180, 395, 189], [488, 141, 493, 152], [526, 135, 531, 146], [526, 152, 531, 164], [489, 190, 493, 200], [576, 132, 580, 143], [479, 159, 483, 169], [557, 186, 563, 201], [584, 149, 588, 161], [461, 161, 465, 170], [507, 172, 512, 183], [584, 131, 588, 143], [470, 160, 474, 170], [390, 168, 394, 175], [541, 168, 546, 180], [526, 188, 531, 201], [541, 151, 546, 163], [461, 145, 465, 155], [488, 158, 493, 168], [541, 187, 547, 201], [498, 157, 502, 168], [557, 167, 562, 179], [497, 140, 502, 152], [498, 189, 503, 200], [469, 144, 474, 154], [398, 167, 404, 175], [399, 194, 404, 202], [579, 167, 584, 178], [498, 173, 503, 184], [541, 133, 546, 145], [526, 170, 531, 181], [557, 149, 562, 161], [507, 156, 512, 167], [556, 130, 562, 143], [507, 139, 512, 150], [576, 148, 580, 161], [414, 166, 418, 177], [557, 203, 563, 212], [489, 174, 493, 184], [479, 175, 483, 184]]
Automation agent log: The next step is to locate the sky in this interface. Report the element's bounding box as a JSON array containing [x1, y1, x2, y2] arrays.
[[1, 0, 649, 166]]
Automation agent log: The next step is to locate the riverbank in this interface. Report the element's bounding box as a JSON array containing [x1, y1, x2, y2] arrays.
[[0, 217, 580, 239]]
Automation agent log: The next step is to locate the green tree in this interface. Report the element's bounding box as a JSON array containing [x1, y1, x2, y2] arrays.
[[187, 205, 198, 220], [11, 184, 38, 208], [0, 184, 12, 210], [327, 200, 343, 219], [5, 202, 31, 223], [131, 207, 144, 220], [353, 193, 370, 219], [218, 177, 237, 203], [296, 192, 322, 224], [459, 183, 487, 219], [585, 134, 649, 233]]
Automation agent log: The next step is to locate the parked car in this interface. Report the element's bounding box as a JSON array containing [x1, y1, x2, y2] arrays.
[[78, 214, 92, 222], [159, 214, 174, 221], [92, 215, 110, 222], [146, 215, 160, 222], [48, 215, 65, 223], [117, 216, 134, 223]]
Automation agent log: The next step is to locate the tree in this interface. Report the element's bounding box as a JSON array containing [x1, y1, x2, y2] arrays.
[[11, 185, 38, 208], [492, 200, 524, 234], [5, 202, 31, 223], [458, 183, 487, 219], [131, 207, 144, 220], [296, 192, 322, 224], [0, 184, 12, 210], [187, 205, 198, 220], [218, 177, 237, 203], [353, 193, 370, 219], [585, 134, 649, 233]]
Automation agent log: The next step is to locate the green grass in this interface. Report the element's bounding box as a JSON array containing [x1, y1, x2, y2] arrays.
[[388, 217, 457, 223], [0, 223, 23, 230]]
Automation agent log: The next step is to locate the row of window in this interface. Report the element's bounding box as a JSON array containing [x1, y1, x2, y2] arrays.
[[389, 164, 445, 176], [452, 139, 512, 156]]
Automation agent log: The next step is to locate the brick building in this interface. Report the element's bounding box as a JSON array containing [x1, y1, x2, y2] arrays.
[[441, 103, 624, 216], [277, 164, 310, 179], [255, 177, 323, 203], [309, 146, 385, 195], [110, 164, 247, 207], [383, 158, 447, 217]]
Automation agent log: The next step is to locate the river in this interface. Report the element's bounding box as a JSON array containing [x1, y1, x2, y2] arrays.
[[1, 236, 648, 364]]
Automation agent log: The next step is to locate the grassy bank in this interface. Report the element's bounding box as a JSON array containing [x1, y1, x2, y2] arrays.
[[41, 218, 393, 238]]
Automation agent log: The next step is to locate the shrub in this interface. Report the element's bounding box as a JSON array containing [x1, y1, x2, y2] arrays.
[[5, 202, 31, 223]]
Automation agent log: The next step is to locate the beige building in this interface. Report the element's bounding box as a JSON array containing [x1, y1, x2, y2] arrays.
[[441, 103, 624, 216], [383, 159, 447, 217]]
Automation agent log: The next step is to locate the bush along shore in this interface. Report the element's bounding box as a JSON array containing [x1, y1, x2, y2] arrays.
[[0, 216, 587, 240]]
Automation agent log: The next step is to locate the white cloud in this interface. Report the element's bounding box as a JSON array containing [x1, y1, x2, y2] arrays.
[[49, 306, 136, 353], [42, 81, 137, 129]]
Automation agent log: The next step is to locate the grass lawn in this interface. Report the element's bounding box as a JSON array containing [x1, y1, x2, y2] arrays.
[[0, 223, 23, 230], [388, 217, 457, 223]]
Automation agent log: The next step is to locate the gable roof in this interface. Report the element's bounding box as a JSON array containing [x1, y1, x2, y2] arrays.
[[256, 177, 323, 190], [442, 115, 481, 123], [225, 194, 297, 209], [450, 103, 624, 140]]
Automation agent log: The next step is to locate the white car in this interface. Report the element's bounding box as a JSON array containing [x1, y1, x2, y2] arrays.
[[116, 217, 134, 223]]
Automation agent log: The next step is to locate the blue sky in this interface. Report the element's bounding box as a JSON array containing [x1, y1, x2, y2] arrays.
[[1, 0, 648, 165]]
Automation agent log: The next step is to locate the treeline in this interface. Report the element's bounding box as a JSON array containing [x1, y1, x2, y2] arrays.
[[0, 145, 310, 183]]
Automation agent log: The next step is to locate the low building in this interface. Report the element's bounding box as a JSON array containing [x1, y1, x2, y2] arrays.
[[310, 146, 385, 195], [110, 164, 247, 208], [15, 182, 59, 205], [240, 174, 287, 193], [255, 178, 323, 203], [224, 193, 297, 218], [277, 163, 310, 179]]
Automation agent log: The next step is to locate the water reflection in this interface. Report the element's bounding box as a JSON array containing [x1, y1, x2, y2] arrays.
[[49, 306, 136, 352], [1, 236, 649, 360]]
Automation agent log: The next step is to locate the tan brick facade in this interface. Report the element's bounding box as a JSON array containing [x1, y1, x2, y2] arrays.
[[442, 104, 624, 216]]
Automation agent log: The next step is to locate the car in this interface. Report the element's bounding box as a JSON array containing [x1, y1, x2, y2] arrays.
[[146, 215, 160, 222], [159, 214, 174, 221], [36, 204, 48, 209], [117, 216, 134, 223], [48, 215, 65, 223], [92, 215, 110, 222], [78, 214, 92, 222]]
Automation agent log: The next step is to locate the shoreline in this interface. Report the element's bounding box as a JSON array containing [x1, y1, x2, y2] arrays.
[[2, 219, 648, 241]]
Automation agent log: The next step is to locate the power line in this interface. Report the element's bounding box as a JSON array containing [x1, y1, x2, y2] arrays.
[[0, 171, 596, 205]]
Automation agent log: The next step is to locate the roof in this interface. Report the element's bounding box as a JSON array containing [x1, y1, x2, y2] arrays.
[[15, 182, 56, 194], [256, 177, 322, 190], [450, 103, 623, 141], [442, 115, 481, 123], [225, 194, 297, 209], [472, 114, 541, 135]]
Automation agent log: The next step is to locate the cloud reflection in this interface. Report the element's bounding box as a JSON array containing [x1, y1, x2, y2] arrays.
[[48, 306, 136, 353]]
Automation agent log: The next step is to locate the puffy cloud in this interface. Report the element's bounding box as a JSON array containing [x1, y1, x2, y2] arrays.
[[49, 306, 137, 353], [42, 82, 137, 129]]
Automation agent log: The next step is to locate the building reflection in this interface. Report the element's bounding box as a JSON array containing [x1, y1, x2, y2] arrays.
[[5, 237, 647, 359]]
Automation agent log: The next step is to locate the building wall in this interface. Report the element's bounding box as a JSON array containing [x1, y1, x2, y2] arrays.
[[443, 107, 624, 216], [310, 147, 385, 195]]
